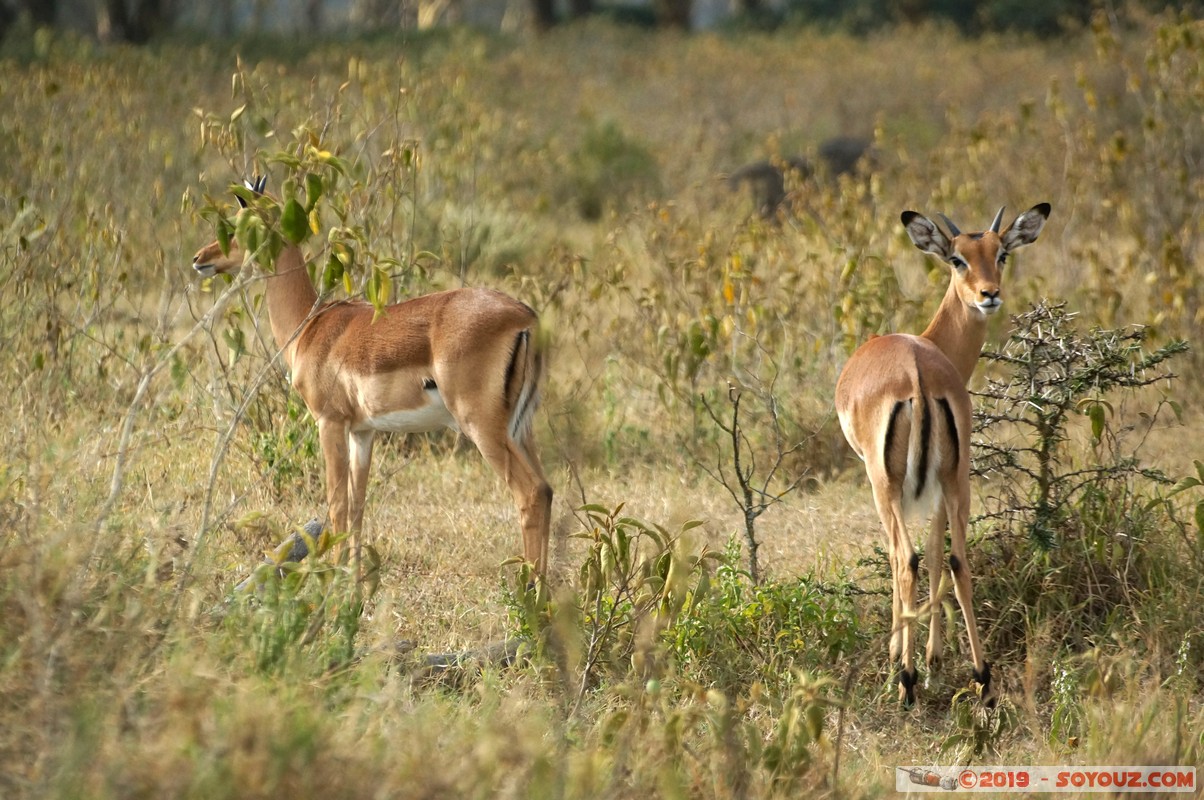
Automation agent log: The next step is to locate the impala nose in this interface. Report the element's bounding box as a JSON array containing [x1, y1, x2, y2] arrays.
[[193, 256, 215, 277], [979, 288, 1002, 312]]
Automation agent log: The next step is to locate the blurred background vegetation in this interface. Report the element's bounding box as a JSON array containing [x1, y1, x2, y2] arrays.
[[4, 0, 1203, 38], [1, 1, 1203, 798]]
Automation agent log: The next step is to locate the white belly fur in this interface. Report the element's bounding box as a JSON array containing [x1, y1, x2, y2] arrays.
[[358, 389, 458, 434]]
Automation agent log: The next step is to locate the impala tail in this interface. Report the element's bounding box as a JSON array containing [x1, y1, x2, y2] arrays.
[[886, 373, 962, 520], [504, 327, 543, 442]]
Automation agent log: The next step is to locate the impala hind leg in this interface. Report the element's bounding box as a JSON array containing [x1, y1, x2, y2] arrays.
[[872, 484, 919, 705], [514, 428, 552, 573], [465, 421, 552, 576], [925, 505, 949, 674], [945, 476, 994, 706]]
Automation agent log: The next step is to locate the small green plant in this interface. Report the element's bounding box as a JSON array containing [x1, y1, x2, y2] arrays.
[[664, 536, 868, 694], [226, 541, 378, 676], [939, 693, 1020, 762], [506, 503, 720, 709], [248, 391, 321, 499]]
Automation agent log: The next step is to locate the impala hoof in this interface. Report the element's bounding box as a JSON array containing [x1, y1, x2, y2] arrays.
[[972, 662, 996, 708], [898, 667, 919, 707]]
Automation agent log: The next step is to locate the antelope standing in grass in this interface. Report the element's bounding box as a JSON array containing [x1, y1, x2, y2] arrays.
[[835, 202, 1051, 705], [192, 178, 552, 576]]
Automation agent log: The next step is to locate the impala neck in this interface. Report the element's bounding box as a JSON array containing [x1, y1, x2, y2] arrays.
[[266, 243, 319, 369], [920, 279, 989, 386]]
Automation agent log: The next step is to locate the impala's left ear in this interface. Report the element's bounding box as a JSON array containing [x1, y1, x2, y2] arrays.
[[1001, 202, 1051, 252]]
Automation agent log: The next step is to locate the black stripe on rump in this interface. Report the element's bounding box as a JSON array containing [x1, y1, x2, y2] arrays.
[[883, 400, 906, 486], [936, 397, 959, 470], [502, 329, 529, 411], [914, 394, 931, 501]]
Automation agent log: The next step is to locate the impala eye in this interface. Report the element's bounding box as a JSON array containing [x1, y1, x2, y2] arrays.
[[998, 251, 1009, 266], [951, 256, 968, 270]]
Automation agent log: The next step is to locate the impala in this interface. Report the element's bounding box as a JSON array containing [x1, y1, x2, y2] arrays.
[[193, 178, 552, 576], [835, 202, 1050, 705]]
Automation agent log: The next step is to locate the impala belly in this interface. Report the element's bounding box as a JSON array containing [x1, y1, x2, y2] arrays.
[[351, 371, 458, 434], [358, 389, 457, 433]]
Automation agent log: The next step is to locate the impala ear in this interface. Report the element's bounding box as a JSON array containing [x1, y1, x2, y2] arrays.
[[1001, 202, 1051, 252], [236, 176, 268, 208], [902, 211, 954, 262]]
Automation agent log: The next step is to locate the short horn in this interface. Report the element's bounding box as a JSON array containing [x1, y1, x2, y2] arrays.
[[989, 205, 1006, 234], [937, 213, 961, 237]]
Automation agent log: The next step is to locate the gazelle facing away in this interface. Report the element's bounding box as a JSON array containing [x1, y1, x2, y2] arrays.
[[193, 178, 552, 576], [835, 202, 1050, 705]]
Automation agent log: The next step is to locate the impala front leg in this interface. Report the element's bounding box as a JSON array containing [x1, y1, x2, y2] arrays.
[[347, 428, 376, 575], [318, 417, 351, 559]]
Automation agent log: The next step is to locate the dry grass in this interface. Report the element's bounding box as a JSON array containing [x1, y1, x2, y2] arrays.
[[2, 9, 1203, 798]]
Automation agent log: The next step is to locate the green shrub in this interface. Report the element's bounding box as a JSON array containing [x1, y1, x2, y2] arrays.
[[969, 300, 1196, 676]]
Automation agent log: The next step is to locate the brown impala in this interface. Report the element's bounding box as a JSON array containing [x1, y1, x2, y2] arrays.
[[193, 178, 552, 576], [835, 202, 1050, 705]]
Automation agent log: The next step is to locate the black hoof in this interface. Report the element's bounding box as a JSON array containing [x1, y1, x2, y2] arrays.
[[972, 661, 996, 708], [898, 667, 919, 707]]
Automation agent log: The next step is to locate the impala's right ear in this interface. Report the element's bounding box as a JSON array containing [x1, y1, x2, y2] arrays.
[[902, 211, 954, 261]]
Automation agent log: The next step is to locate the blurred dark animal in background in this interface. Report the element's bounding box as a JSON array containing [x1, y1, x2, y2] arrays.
[[727, 135, 874, 221]]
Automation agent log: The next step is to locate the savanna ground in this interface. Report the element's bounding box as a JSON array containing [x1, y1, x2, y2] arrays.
[[2, 8, 1204, 798]]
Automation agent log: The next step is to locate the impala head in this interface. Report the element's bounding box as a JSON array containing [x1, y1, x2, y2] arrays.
[[191, 176, 268, 279], [901, 202, 1051, 317]]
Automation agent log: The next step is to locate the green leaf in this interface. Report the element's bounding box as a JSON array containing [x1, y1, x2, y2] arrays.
[[1087, 403, 1105, 442], [223, 327, 247, 362], [322, 253, 345, 294], [366, 265, 391, 314], [305, 173, 324, 211], [1167, 476, 1201, 497], [1196, 500, 1204, 536], [216, 216, 232, 254], [281, 198, 308, 244]]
